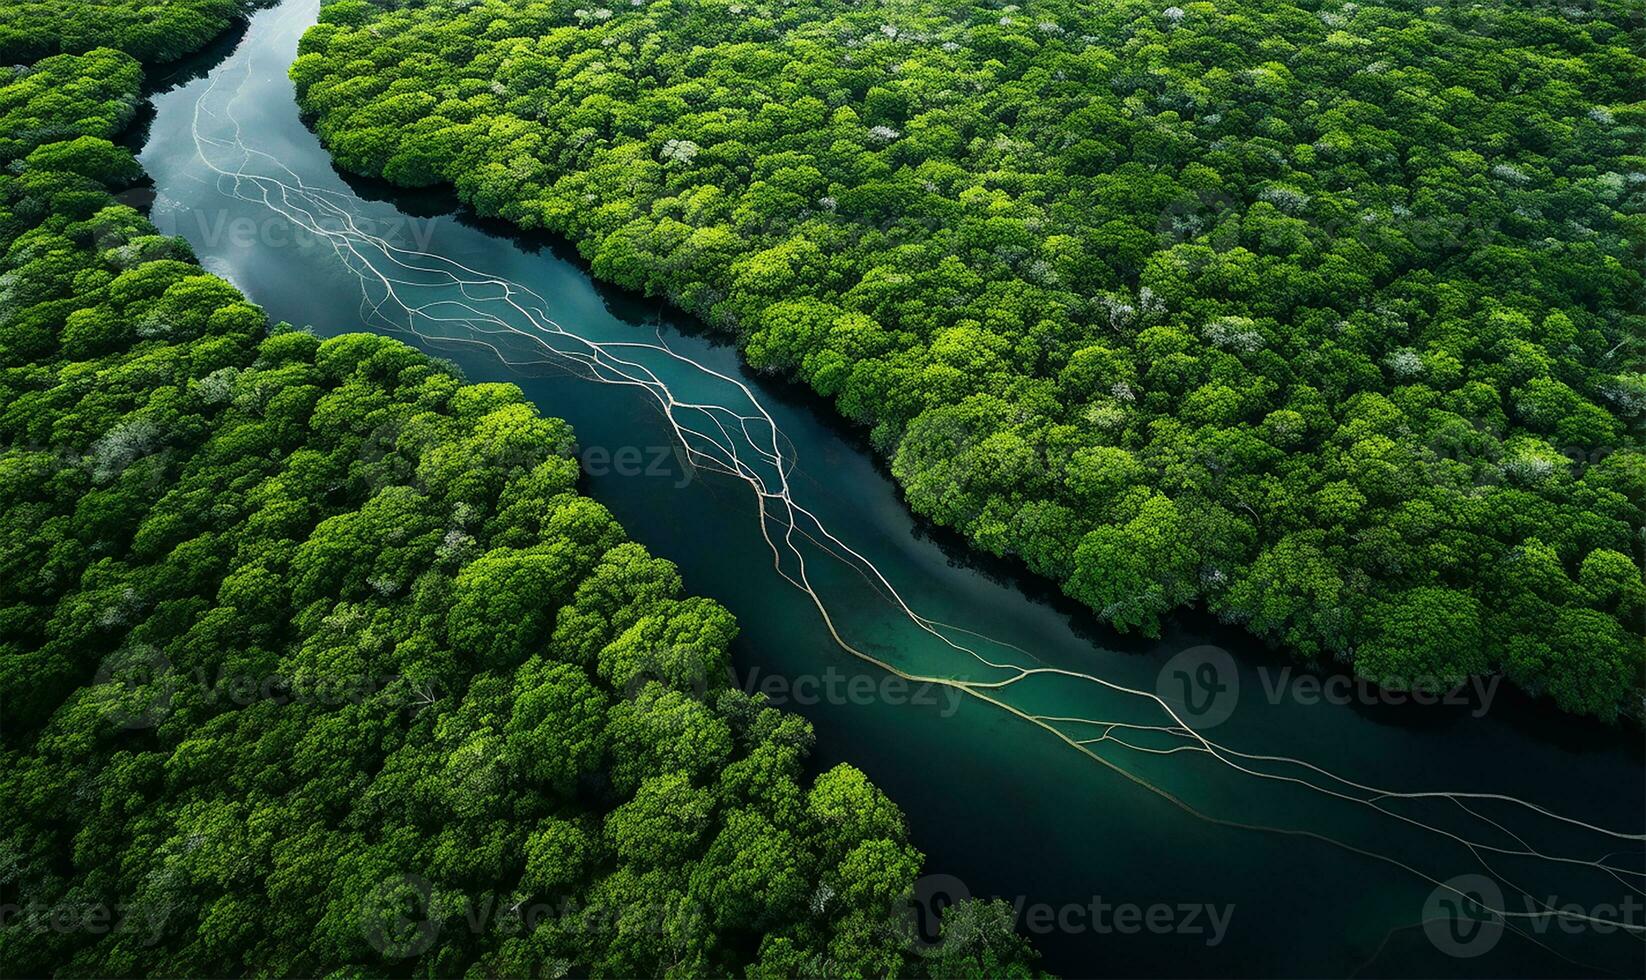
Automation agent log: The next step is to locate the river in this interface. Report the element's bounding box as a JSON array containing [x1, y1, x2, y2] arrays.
[[128, 1, 1645, 975]]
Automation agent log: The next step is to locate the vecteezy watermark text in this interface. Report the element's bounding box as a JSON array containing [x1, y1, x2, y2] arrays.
[[619, 660, 967, 716], [735, 664, 964, 716], [0, 900, 168, 945], [1009, 894, 1234, 943], [94, 645, 419, 730], [361, 873, 702, 959], [1154, 645, 1502, 730], [147, 205, 441, 252], [577, 443, 694, 487], [909, 874, 1233, 951]]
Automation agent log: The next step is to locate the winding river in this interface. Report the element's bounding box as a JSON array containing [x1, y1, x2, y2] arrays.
[[129, 2, 1644, 975]]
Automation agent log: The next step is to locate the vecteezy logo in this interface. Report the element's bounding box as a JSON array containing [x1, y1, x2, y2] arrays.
[[1153, 187, 1241, 243], [1154, 645, 1238, 730], [362, 873, 439, 960], [1423, 874, 1505, 958], [907, 873, 971, 954], [93, 643, 177, 730]]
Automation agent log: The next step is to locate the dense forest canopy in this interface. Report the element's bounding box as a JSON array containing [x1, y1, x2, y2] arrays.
[[0, 1, 256, 64], [0, 32, 1038, 980], [292, 0, 1646, 719]]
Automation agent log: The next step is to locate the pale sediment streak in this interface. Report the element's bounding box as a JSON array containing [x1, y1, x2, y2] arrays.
[[172, 0, 1643, 953]]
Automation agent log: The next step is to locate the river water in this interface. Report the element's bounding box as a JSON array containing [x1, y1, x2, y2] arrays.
[[129, 1, 1644, 975]]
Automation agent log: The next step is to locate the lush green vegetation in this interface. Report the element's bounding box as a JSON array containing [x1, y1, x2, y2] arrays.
[[0, 41, 1039, 980], [292, 0, 1646, 719], [0, 1, 254, 64]]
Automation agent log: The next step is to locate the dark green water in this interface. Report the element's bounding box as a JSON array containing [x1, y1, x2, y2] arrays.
[[129, 2, 1644, 975]]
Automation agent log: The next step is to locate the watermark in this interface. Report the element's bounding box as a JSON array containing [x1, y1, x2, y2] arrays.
[[361, 874, 440, 960], [1258, 668, 1499, 719], [1423, 874, 1645, 958], [1423, 874, 1506, 958], [93, 651, 421, 730], [578, 443, 694, 488], [1150, 181, 1497, 257], [734, 664, 964, 717], [130, 196, 441, 253], [1155, 645, 1239, 730], [10, 430, 174, 492], [908, 875, 1233, 952], [348, 419, 697, 490], [0, 899, 169, 945], [1154, 646, 1501, 730], [92, 643, 177, 730], [360, 873, 701, 959], [618, 656, 966, 717]]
